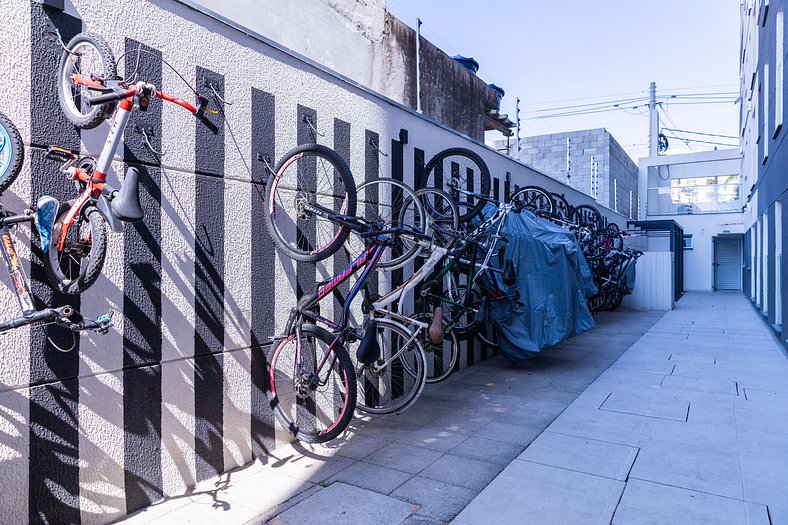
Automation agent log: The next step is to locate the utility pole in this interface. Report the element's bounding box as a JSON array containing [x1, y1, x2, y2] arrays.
[[416, 18, 422, 113], [515, 97, 521, 156], [648, 81, 659, 156]]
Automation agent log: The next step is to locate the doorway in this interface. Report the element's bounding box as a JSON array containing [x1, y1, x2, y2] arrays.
[[714, 235, 742, 291]]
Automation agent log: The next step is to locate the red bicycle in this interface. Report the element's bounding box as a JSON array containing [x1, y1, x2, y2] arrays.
[[50, 32, 219, 294]]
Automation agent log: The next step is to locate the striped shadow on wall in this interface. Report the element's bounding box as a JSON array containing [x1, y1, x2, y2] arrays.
[[193, 66, 226, 482], [28, 5, 82, 524], [121, 38, 165, 513]]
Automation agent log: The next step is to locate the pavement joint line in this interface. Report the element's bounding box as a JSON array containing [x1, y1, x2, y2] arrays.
[[684, 402, 690, 422], [625, 476, 754, 504], [597, 406, 689, 422]]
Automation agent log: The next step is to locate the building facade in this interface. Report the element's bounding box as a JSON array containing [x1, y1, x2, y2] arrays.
[[740, 0, 787, 346], [638, 149, 745, 292], [492, 129, 639, 217]]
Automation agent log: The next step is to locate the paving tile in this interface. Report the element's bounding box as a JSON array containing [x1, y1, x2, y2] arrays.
[[609, 360, 676, 375], [315, 432, 391, 460], [670, 360, 733, 381], [268, 482, 413, 525], [629, 438, 743, 499], [740, 451, 788, 509], [447, 436, 523, 466], [396, 427, 470, 452], [419, 454, 502, 490], [258, 447, 355, 484], [474, 420, 542, 446], [636, 417, 737, 452], [548, 404, 647, 446], [668, 353, 716, 364], [391, 476, 477, 522], [660, 374, 736, 395], [599, 388, 689, 421], [595, 369, 666, 387], [519, 432, 638, 480], [612, 478, 768, 525], [454, 460, 624, 525], [364, 442, 443, 475], [327, 460, 412, 495]]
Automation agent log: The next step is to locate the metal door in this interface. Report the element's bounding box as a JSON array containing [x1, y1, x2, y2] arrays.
[[714, 236, 742, 291]]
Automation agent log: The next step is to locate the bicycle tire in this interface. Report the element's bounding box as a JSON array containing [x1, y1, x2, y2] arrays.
[[606, 285, 624, 310], [58, 32, 118, 130], [422, 148, 491, 223], [573, 204, 602, 229], [345, 178, 426, 271], [264, 144, 356, 262], [549, 192, 571, 222], [416, 187, 460, 250], [44, 204, 107, 295], [348, 318, 426, 414], [0, 111, 24, 194], [510, 185, 554, 216], [268, 324, 356, 443], [414, 310, 460, 384]]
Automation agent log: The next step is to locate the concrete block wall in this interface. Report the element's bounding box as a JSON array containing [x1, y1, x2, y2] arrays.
[[517, 129, 638, 213], [0, 2, 631, 524]]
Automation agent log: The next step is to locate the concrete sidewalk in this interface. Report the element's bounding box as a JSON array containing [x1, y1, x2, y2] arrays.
[[118, 292, 787, 524], [455, 292, 788, 524]]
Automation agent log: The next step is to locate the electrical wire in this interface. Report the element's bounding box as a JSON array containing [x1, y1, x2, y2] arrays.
[[662, 134, 738, 147], [661, 128, 740, 139]]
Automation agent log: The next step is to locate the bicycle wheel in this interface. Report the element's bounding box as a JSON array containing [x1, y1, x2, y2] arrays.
[[0, 111, 24, 194], [440, 268, 484, 338], [422, 148, 490, 223], [346, 178, 426, 271], [416, 187, 459, 250], [264, 144, 357, 262], [510, 186, 554, 216], [414, 310, 460, 384], [58, 32, 118, 130], [268, 324, 356, 443], [573, 204, 602, 229], [550, 192, 571, 222], [44, 204, 107, 295], [348, 318, 426, 414]]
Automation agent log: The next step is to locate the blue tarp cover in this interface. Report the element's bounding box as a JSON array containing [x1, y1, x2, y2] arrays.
[[480, 207, 597, 365]]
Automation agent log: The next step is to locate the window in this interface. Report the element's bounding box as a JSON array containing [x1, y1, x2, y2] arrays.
[[776, 6, 784, 135], [647, 175, 743, 215], [683, 234, 694, 249]]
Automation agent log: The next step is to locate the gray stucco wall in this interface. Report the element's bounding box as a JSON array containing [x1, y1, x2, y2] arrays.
[[0, 2, 631, 524]]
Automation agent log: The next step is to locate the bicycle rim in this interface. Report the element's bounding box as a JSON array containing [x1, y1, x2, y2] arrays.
[[349, 319, 426, 414], [269, 325, 356, 443], [346, 178, 426, 271], [266, 144, 356, 262], [423, 148, 490, 223]]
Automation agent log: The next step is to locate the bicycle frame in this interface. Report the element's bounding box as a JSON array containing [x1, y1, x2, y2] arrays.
[[0, 205, 111, 335], [58, 77, 208, 246]]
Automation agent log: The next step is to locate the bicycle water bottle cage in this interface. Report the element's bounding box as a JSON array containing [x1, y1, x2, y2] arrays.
[[356, 321, 381, 365], [502, 259, 517, 286], [109, 167, 144, 223], [35, 196, 59, 253]]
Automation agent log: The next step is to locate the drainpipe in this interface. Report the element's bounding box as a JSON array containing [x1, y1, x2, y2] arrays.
[[416, 18, 422, 113]]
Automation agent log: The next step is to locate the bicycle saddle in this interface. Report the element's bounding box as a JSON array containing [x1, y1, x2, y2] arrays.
[[356, 321, 381, 365], [109, 167, 144, 222]]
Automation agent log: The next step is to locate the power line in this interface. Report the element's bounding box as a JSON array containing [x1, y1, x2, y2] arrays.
[[524, 96, 650, 114], [661, 128, 740, 140], [662, 134, 738, 147]]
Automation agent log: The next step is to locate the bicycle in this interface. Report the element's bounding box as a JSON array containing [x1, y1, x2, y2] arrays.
[[0, 112, 112, 340], [267, 211, 435, 441], [51, 32, 219, 294]]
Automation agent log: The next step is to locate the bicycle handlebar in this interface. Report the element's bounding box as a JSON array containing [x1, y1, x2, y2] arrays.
[[87, 90, 133, 106], [77, 76, 220, 134]]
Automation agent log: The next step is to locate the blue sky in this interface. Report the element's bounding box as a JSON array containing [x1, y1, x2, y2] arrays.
[[386, 0, 741, 159]]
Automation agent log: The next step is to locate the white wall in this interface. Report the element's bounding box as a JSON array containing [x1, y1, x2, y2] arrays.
[[673, 213, 745, 291]]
